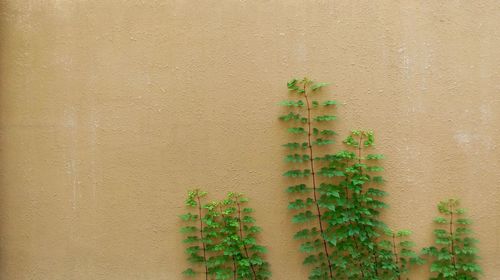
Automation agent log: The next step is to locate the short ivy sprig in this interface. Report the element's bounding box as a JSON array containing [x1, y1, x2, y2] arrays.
[[231, 193, 270, 280], [217, 203, 239, 280], [378, 229, 424, 280], [323, 130, 390, 278], [217, 193, 270, 280], [203, 201, 228, 279], [422, 199, 481, 280], [181, 191, 270, 280], [280, 78, 337, 279], [180, 189, 210, 279]]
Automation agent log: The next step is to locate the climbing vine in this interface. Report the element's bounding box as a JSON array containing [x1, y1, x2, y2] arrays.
[[180, 190, 270, 279], [280, 78, 422, 279], [422, 199, 481, 279]]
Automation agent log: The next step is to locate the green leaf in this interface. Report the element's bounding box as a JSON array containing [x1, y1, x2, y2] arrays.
[[399, 240, 415, 248], [318, 183, 340, 198], [279, 112, 302, 122], [312, 138, 334, 146], [456, 218, 471, 225], [286, 184, 310, 193], [366, 188, 387, 197], [303, 255, 317, 265], [185, 246, 200, 254], [320, 129, 336, 136], [366, 166, 384, 172], [280, 100, 305, 107], [372, 176, 385, 184], [244, 225, 262, 233], [283, 169, 311, 178], [180, 213, 198, 221], [183, 236, 199, 243], [292, 211, 316, 223], [180, 226, 197, 234], [242, 207, 253, 213], [366, 154, 384, 160], [313, 115, 336, 122], [243, 236, 257, 246], [242, 216, 256, 223], [300, 240, 322, 253], [311, 82, 329, 91], [335, 150, 356, 160], [287, 78, 298, 89], [318, 167, 345, 178], [285, 154, 310, 163], [288, 198, 313, 210], [283, 142, 308, 150], [294, 229, 311, 239], [249, 244, 267, 253], [396, 230, 412, 237], [434, 217, 448, 224], [182, 268, 196, 277], [288, 127, 306, 134], [322, 100, 337, 106]]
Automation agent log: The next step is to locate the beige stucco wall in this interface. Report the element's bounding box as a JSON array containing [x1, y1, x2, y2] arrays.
[[0, 1, 499, 279]]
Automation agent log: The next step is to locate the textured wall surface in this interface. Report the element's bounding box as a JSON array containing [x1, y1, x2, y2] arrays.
[[0, 1, 499, 279]]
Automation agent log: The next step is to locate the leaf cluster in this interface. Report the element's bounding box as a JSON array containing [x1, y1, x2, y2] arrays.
[[422, 199, 481, 280], [181, 190, 270, 279]]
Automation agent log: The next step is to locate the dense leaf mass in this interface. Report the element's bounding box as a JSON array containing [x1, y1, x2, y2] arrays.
[[280, 78, 423, 279]]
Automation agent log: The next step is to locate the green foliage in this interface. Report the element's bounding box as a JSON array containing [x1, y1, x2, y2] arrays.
[[279, 78, 423, 279], [180, 190, 270, 279], [422, 199, 481, 280]]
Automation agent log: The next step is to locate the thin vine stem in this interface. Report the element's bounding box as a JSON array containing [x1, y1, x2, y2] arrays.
[[232, 256, 237, 280], [356, 134, 380, 276], [449, 203, 457, 270], [219, 205, 238, 280], [197, 194, 209, 280], [357, 134, 363, 165], [392, 234, 401, 280], [343, 160, 365, 278], [303, 85, 334, 279], [237, 201, 257, 280]]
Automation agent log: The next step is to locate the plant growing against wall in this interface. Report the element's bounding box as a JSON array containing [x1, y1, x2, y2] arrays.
[[378, 229, 424, 279], [280, 78, 422, 279], [422, 199, 481, 280], [180, 190, 270, 280], [280, 78, 337, 279]]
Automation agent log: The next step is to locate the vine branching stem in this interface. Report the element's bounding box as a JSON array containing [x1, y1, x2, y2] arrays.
[[392, 234, 401, 280], [344, 161, 365, 278], [219, 205, 238, 280], [450, 203, 457, 270], [357, 134, 380, 276], [303, 84, 334, 279], [197, 194, 209, 280], [237, 201, 257, 280]]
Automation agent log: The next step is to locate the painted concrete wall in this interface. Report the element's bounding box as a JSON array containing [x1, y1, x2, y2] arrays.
[[0, 1, 499, 279]]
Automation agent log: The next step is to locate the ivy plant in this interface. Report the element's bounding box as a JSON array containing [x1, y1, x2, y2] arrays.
[[379, 229, 424, 279], [280, 78, 422, 279], [180, 190, 270, 280], [422, 199, 481, 280]]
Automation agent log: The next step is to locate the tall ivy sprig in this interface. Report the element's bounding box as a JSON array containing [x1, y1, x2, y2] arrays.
[[280, 78, 422, 279], [180, 189, 211, 279], [422, 199, 481, 279], [280, 78, 337, 279]]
